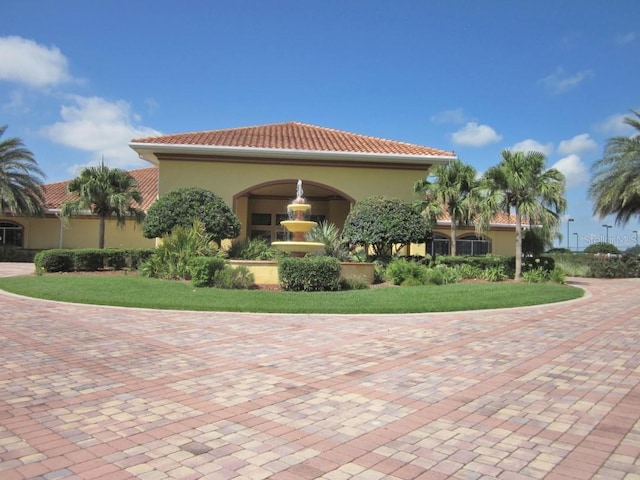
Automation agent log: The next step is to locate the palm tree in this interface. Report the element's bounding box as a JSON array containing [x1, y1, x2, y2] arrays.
[[0, 125, 46, 216], [589, 110, 640, 225], [477, 150, 566, 280], [414, 159, 477, 256], [61, 162, 145, 248]]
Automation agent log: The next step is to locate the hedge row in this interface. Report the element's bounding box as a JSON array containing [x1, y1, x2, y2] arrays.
[[434, 255, 555, 275], [549, 253, 640, 278], [34, 248, 155, 273]]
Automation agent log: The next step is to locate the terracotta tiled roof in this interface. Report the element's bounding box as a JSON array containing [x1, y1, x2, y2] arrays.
[[42, 167, 158, 211], [131, 122, 455, 158]]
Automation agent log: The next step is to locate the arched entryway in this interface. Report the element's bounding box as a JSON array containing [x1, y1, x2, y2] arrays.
[[233, 180, 354, 242]]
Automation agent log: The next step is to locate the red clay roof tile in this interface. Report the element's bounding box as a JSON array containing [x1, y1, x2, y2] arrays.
[[42, 167, 158, 211], [131, 122, 456, 158]]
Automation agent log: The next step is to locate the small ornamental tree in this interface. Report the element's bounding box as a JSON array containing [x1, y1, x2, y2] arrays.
[[342, 196, 431, 258], [143, 187, 241, 244]]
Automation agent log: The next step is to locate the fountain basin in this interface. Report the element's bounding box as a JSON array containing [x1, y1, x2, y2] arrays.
[[279, 220, 317, 233], [270, 241, 325, 254]]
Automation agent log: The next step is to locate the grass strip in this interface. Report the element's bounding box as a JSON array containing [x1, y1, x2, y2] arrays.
[[0, 274, 584, 314]]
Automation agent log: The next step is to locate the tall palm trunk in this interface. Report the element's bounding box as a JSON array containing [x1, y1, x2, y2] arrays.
[[514, 210, 522, 280], [451, 222, 457, 256]]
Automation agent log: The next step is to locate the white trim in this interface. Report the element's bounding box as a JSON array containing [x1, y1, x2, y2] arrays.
[[129, 142, 456, 166]]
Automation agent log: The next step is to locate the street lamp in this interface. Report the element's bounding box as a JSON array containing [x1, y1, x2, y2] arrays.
[[573, 232, 578, 252], [567, 218, 574, 249], [602, 224, 612, 243], [633, 230, 638, 246]]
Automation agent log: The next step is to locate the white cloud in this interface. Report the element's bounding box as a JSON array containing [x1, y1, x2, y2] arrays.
[[2, 90, 29, 114], [0, 36, 75, 88], [41, 95, 161, 169], [430, 108, 467, 125], [451, 122, 502, 147], [551, 154, 588, 189], [615, 32, 636, 46], [596, 112, 637, 136], [557, 133, 597, 155], [510, 139, 554, 156], [539, 67, 593, 94]]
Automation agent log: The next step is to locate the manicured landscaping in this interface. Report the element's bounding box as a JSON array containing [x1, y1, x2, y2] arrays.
[[0, 274, 584, 313]]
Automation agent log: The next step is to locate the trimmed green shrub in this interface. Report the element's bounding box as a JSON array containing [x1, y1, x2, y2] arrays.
[[584, 242, 620, 254], [188, 256, 227, 287], [279, 256, 341, 292], [212, 266, 255, 289], [73, 249, 105, 271], [34, 250, 75, 273], [0, 246, 34, 262]]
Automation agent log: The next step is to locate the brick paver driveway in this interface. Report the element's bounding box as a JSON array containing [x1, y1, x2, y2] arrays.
[[0, 263, 638, 479]]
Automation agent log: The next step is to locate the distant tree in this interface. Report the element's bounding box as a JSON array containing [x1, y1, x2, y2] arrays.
[[414, 159, 477, 256], [625, 245, 640, 256], [143, 187, 241, 245], [476, 150, 566, 280], [0, 125, 46, 216], [342, 196, 431, 259], [589, 110, 640, 225], [61, 162, 144, 249], [583, 242, 620, 254]]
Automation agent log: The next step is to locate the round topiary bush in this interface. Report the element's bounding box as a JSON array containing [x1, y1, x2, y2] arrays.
[[143, 187, 241, 244]]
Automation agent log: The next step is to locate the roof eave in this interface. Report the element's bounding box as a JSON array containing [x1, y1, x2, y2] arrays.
[[129, 142, 456, 167]]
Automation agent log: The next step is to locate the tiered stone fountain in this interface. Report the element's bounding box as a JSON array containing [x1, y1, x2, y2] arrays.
[[272, 180, 324, 257]]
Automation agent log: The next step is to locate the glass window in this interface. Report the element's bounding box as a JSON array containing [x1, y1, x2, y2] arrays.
[[0, 221, 23, 248], [457, 235, 490, 256], [426, 234, 450, 256], [275, 214, 289, 225], [251, 213, 272, 226]]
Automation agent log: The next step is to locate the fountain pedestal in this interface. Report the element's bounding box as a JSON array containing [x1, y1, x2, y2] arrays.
[[272, 184, 324, 257]]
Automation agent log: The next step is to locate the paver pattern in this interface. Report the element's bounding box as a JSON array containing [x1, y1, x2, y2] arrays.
[[0, 263, 638, 479]]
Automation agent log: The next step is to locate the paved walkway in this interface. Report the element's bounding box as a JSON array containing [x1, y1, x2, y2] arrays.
[[0, 263, 638, 479]]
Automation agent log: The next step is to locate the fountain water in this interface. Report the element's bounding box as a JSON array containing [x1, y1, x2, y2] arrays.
[[272, 180, 325, 256]]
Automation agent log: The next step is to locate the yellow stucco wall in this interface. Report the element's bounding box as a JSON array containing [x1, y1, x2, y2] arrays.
[[158, 159, 425, 205], [3, 216, 154, 250]]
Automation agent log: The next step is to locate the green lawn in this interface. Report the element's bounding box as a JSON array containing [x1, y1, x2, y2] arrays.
[[0, 274, 584, 313]]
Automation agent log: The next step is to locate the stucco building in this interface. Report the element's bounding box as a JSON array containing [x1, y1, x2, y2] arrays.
[[2, 122, 519, 256]]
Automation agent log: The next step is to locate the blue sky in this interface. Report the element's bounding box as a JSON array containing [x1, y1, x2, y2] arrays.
[[2, 0, 639, 250]]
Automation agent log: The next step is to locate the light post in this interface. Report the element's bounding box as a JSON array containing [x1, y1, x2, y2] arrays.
[[573, 232, 578, 252], [567, 218, 574, 250], [603, 224, 612, 243], [633, 230, 638, 246]]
